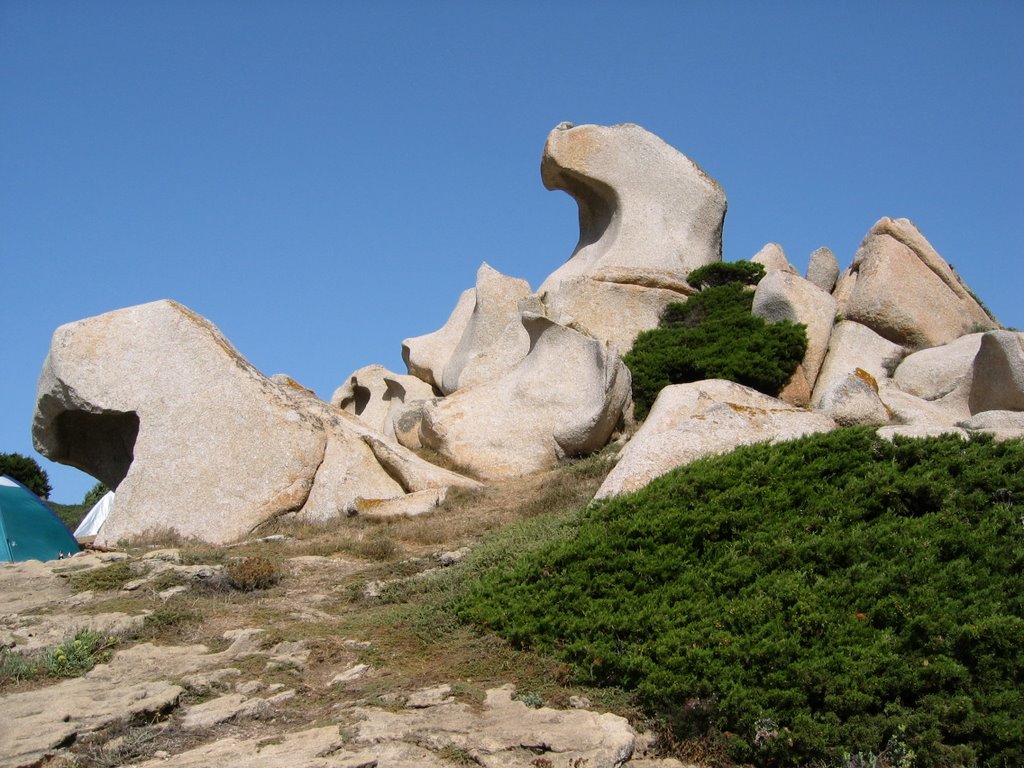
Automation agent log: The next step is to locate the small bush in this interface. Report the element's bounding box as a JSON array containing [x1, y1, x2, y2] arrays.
[[68, 561, 137, 592], [686, 260, 766, 290], [44, 629, 116, 678], [225, 556, 284, 591], [137, 599, 203, 641], [0, 647, 40, 685], [624, 283, 807, 419]]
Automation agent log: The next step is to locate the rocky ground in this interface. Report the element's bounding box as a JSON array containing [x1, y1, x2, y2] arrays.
[[1, 462, 697, 768]]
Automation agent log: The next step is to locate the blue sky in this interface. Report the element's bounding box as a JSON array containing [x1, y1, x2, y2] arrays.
[[2, 1, 1021, 502]]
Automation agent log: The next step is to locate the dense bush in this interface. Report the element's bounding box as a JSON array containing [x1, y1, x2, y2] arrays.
[[225, 556, 284, 591], [0, 452, 52, 499], [624, 283, 806, 419], [459, 430, 1024, 767], [687, 260, 766, 290]]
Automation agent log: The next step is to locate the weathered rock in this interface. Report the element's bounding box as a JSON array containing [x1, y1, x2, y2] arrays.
[[816, 369, 892, 427], [440, 263, 532, 394], [351, 488, 446, 518], [959, 410, 1024, 441], [877, 384, 967, 429], [536, 123, 725, 349], [811, 321, 905, 408], [752, 270, 837, 392], [331, 365, 436, 440], [751, 242, 797, 274], [540, 123, 726, 290], [806, 246, 840, 293], [776, 364, 812, 407], [834, 218, 997, 347], [540, 276, 696, 355], [596, 380, 835, 499], [351, 684, 636, 768], [968, 330, 1024, 414], [33, 300, 478, 543], [180, 692, 270, 731], [419, 314, 631, 479], [0, 639, 245, 768], [332, 364, 391, 427], [402, 287, 475, 391], [893, 333, 984, 401]]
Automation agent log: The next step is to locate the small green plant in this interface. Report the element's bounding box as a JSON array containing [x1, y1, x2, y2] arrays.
[[686, 259, 766, 289], [0, 647, 40, 685], [44, 629, 116, 678], [514, 690, 544, 708], [67, 561, 137, 592], [137, 599, 202, 641], [225, 556, 284, 591]]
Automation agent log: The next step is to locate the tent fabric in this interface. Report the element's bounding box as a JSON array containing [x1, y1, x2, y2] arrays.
[[0, 476, 80, 562], [74, 490, 115, 538]]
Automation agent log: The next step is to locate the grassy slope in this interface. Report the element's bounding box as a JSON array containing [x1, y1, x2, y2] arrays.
[[458, 429, 1024, 767]]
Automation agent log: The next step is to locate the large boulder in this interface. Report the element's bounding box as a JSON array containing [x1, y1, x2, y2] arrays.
[[417, 313, 631, 479], [596, 380, 835, 499], [33, 301, 478, 543], [536, 122, 726, 350], [815, 369, 892, 427], [811, 321, 905, 408], [834, 218, 997, 347], [752, 270, 837, 393], [806, 246, 840, 293], [892, 333, 984, 401], [968, 330, 1024, 414], [540, 277, 696, 356]]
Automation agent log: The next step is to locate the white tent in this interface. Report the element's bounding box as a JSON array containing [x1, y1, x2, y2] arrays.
[[74, 491, 115, 538]]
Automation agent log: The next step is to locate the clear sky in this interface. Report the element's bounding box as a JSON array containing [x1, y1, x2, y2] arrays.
[[2, 1, 1021, 502]]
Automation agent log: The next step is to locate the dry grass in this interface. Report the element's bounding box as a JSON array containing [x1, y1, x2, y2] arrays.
[[18, 447, 672, 762]]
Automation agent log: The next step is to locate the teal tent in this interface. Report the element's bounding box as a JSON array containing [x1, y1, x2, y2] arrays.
[[0, 475, 80, 562]]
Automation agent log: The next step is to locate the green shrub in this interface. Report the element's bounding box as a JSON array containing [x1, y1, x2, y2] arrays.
[[0, 647, 40, 685], [0, 452, 51, 498], [459, 430, 1024, 767], [624, 283, 806, 419], [225, 556, 284, 591], [44, 629, 115, 678], [686, 260, 766, 290], [68, 561, 136, 592]]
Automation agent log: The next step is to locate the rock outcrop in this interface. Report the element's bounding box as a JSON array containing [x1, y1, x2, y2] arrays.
[[535, 122, 726, 350], [418, 314, 631, 479], [968, 330, 1024, 413], [752, 270, 837, 395], [751, 242, 797, 274], [401, 288, 475, 391], [596, 380, 835, 499], [806, 246, 840, 293], [331, 364, 436, 440], [33, 301, 478, 544], [834, 217, 997, 347], [403, 265, 532, 396]]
